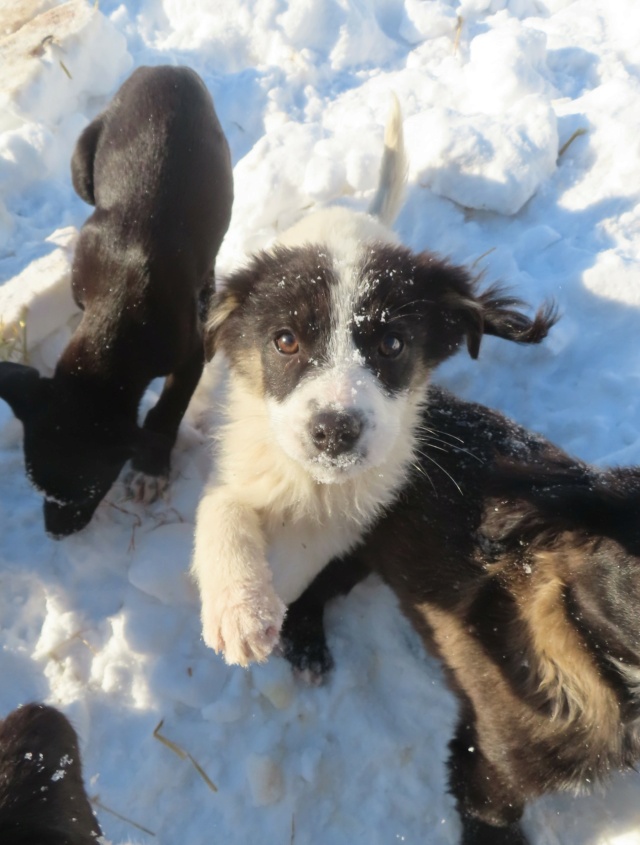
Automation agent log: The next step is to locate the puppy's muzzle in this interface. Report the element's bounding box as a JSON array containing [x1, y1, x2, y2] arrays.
[[309, 410, 364, 458], [44, 498, 99, 539]]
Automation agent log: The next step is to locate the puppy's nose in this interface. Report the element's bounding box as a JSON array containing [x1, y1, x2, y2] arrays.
[[310, 410, 363, 457], [44, 499, 97, 539]]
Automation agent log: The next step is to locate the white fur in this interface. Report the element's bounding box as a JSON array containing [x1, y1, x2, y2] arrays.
[[192, 103, 410, 666], [266, 361, 406, 485]]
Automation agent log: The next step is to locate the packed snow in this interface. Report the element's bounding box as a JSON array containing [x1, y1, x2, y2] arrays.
[[2, 0, 640, 843]]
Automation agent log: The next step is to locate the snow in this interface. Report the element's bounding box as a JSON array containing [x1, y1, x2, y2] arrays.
[[1, 1, 640, 843]]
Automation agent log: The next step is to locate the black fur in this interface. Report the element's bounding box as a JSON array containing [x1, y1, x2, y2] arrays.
[[0, 704, 100, 845], [0, 65, 233, 537], [282, 554, 370, 680], [283, 387, 640, 844]]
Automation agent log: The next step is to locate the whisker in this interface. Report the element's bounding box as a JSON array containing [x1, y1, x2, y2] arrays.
[[419, 434, 484, 465], [420, 434, 460, 449], [419, 441, 448, 454], [416, 425, 465, 445], [414, 449, 463, 495], [412, 460, 436, 492]]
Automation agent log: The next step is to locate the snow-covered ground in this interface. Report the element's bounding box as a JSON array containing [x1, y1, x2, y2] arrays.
[[2, 1, 640, 842]]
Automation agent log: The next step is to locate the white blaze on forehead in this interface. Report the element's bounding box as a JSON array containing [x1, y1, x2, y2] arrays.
[[273, 205, 402, 370], [326, 238, 371, 369]]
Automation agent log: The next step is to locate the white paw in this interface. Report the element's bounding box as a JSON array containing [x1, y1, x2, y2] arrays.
[[201, 583, 286, 667], [123, 470, 169, 504]]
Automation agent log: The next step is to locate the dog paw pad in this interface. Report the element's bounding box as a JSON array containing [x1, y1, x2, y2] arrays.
[[123, 470, 169, 504]]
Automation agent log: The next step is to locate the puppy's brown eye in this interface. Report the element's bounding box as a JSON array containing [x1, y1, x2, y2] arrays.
[[274, 330, 299, 355], [378, 332, 404, 358]]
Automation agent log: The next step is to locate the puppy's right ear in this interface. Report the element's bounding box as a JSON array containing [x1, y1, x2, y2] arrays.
[[204, 289, 242, 358], [0, 362, 43, 422]]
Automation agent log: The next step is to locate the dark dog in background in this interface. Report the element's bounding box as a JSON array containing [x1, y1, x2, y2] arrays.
[[283, 387, 640, 844], [0, 65, 233, 538], [0, 703, 101, 845]]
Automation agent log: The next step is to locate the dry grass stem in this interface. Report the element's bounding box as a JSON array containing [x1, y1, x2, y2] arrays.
[[91, 796, 156, 837], [47, 630, 98, 661], [153, 720, 218, 793], [0, 308, 28, 363], [471, 246, 497, 269], [558, 128, 587, 159], [105, 500, 142, 551]]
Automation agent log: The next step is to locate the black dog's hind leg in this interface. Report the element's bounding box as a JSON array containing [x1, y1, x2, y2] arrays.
[[128, 337, 206, 501], [0, 703, 101, 845], [281, 555, 370, 683], [448, 705, 528, 845]]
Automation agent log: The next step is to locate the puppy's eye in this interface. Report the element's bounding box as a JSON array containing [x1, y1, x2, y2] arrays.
[[378, 332, 404, 358], [274, 330, 299, 355]]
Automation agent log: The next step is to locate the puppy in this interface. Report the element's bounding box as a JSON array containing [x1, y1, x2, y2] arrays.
[[281, 390, 640, 845], [0, 703, 101, 844], [0, 65, 233, 537], [191, 99, 556, 667]]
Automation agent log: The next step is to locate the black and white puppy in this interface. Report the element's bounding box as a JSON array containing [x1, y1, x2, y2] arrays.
[[191, 100, 555, 667], [282, 389, 640, 845], [0, 65, 233, 537], [0, 703, 101, 845]]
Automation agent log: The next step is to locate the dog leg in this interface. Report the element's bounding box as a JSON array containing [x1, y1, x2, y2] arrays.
[[448, 707, 528, 845], [192, 489, 286, 666], [0, 703, 101, 844], [127, 338, 206, 502], [281, 554, 370, 683]]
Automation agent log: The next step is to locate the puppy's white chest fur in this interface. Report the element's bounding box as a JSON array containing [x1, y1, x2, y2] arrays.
[[264, 513, 363, 605]]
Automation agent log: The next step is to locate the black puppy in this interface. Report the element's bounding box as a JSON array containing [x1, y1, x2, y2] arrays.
[[0, 65, 233, 537], [283, 387, 640, 845], [0, 703, 101, 845]]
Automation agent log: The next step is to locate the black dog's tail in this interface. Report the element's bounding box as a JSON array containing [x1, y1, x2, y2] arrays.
[[490, 458, 640, 555], [0, 704, 102, 844], [478, 284, 560, 345]]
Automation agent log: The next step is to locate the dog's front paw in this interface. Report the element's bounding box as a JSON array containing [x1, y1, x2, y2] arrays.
[[279, 611, 334, 686], [123, 469, 169, 504], [201, 583, 286, 667]]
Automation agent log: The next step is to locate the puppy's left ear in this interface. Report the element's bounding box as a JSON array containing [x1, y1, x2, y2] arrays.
[[440, 282, 558, 360], [415, 252, 558, 361], [471, 284, 559, 359]]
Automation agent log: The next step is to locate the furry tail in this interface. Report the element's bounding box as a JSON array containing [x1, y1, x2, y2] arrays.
[[368, 95, 408, 227]]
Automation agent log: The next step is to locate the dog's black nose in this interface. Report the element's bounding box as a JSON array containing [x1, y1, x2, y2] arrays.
[[44, 499, 97, 539], [310, 410, 363, 457]]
